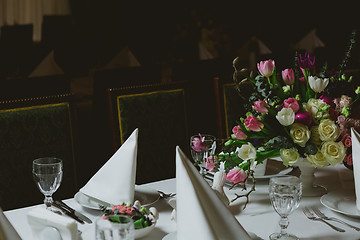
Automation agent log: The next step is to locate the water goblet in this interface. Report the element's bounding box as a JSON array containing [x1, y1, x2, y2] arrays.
[[269, 176, 302, 240], [190, 134, 216, 175], [32, 157, 63, 210]]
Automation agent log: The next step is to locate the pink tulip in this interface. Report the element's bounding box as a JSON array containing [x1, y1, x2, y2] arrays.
[[191, 136, 206, 152], [244, 115, 264, 132], [294, 111, 313, 125], [226, 167, 247, 184], [257, 60, 275, 77], [204, 156, 217, 171], [232, 126, 247, 140], [253, 100, 269, 113], [282, 68, 295, 85], [319, 95, 335, 108], [283, 98, 299, 113]]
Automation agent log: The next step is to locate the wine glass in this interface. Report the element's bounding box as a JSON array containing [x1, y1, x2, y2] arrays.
[[190, 134, 216, 175], [269, 176, 302, 240], [32, 157, 63, 210]]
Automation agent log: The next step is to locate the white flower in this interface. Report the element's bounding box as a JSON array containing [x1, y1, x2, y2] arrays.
[[276, 108, 295, 126], [305, 150, 330, 167], [318, 119, 340, 141], [280, 148, 299, 167], [303, 98, 329, 120], [308, 76, 329, 93], [290, 123, 311, 147], [321, 141, 346, 166], [237, 143, 256, 160]]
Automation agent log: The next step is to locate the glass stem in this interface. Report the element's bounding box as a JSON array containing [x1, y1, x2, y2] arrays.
[[44, 195, 53, 209], [279, 216, 289, 236]]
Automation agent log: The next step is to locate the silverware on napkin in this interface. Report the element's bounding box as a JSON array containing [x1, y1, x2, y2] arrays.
[[302, 207, 345, 232], [311, 207, 360, 231], [54, 200, 92, 224]]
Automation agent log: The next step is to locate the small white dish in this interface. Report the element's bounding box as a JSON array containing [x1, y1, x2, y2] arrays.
[[74, 185, 160, 210], [320, 189, 360, 218], [135, 224, 156, 239]]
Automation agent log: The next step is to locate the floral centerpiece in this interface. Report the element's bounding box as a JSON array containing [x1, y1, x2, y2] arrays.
[[198, 31, 360, 205]]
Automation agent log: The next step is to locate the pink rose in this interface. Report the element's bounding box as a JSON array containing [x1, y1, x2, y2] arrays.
[[283, 98, 299, 113], [257, 60, 275, 77], [341, 134, 352, 148], [253, 100, 269, 113], [226, 167, 247, 184], [281, 68, 295, 85], [232, 126, 247, 140], [244, 115, 264, 132], [344, 154, 353, 166], [336, 115, 346, 124], [204, 156, 217, 171]]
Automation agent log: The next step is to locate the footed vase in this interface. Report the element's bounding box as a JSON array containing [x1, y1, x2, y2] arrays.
[[297, 158, 327, 197]]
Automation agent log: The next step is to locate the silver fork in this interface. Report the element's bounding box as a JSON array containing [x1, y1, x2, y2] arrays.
[[302, 207, 345, 232], [311, 207, 360, 231]]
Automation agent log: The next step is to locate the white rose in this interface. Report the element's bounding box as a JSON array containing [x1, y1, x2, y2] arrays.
[[321, 141, 346, 166], [305, 150, 329, 167], [276, 108, 295, 126], [280, 148, 299, 167], [290, 123, 311, 147], [318, 119, 340, 141], [303, 98, 329, 120], [308, 76, 329, 93], [237, 143, 256, 160]]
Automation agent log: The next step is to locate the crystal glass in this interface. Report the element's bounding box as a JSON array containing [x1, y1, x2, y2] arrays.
[[190, 134, 216, 175], [269, 176, 302, 240], [32, 157, 63, 210], [96, 215, 135, 240]]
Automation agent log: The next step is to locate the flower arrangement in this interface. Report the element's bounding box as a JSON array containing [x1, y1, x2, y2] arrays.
[[199, 31, 360, 205], [100, 201, 158, 229]]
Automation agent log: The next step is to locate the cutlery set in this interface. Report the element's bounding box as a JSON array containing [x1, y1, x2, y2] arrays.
[[52, 200, 92, 224], [302, 207, 360, 232]]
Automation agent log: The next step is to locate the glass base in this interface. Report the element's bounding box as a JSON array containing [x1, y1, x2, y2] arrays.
[[269, 233, 299, 240]]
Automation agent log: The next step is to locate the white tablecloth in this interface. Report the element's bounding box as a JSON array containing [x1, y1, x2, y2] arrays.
[[4, 164, 360, 240]]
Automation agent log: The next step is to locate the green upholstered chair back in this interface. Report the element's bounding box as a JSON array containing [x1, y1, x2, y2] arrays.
[[107, 82, 189, 184], [0, 94, 78, 210], [214, 77, 248, 139]]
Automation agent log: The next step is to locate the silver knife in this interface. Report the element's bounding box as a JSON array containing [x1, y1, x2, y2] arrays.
[[55, 200, 93, 224]]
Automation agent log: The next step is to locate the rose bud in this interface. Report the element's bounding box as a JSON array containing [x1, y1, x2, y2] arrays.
[[295, 111, 313, 126]]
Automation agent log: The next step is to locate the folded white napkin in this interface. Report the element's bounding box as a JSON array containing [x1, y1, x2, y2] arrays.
[[175, 146, 252, 240], [27, 207, 78, 240], [351, 127, 360, 210], [80, 128, 138, 205], [0, 208, 21, 240]]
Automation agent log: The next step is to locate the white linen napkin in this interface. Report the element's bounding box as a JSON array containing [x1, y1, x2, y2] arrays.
[[80, 128, 138, 205], [27, 207, 78, 240], [350, 127, 360, 210], [0, 208, 21, 240], [175, 146, 252, 240]]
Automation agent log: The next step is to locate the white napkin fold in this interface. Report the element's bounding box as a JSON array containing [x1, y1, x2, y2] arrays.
[[0, 208, 21, 240], [175, 146, 252, 240], [350, 127, 360, 210], [80, 128, 138, 205], [27, 207, 78, 240]]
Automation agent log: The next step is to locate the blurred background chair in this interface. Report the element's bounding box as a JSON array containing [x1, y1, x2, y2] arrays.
[[106, 82, 189, 184], [0, 93, 79, 210], [213, 77, 252, 139]]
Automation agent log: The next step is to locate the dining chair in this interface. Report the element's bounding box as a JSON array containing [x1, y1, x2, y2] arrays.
[[213, 77, 251, 139], [0, 93, 79, 210], [106, 82, 190, 184]]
